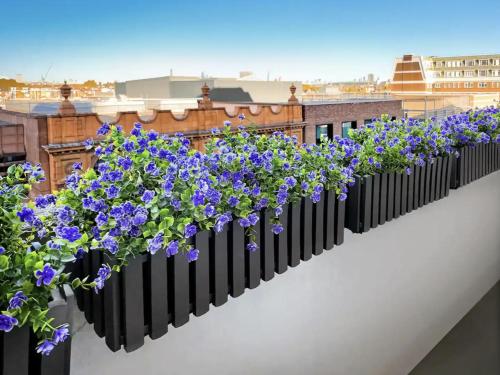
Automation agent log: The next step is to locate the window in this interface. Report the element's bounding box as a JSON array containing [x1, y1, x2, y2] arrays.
[[434, 83, 441, 88], [478, 82, 488, 88], [316, 124, 333, 144], [466, 60, 475, 67], [465, 70, 474, 77], [479, 70, 487, 77], [341, 121, 357, 138], [464, 82, 473, 89], [480, 59, 489, 66]]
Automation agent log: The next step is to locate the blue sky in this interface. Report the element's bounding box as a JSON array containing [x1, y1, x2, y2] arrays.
[[1, 0, 499, 82]]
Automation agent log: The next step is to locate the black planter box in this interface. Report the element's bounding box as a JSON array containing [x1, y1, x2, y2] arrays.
[[451, 143, 500, 189], [345, 157, 452, 234], [72, 193, 345, 353], [0, 286, 74, 375]]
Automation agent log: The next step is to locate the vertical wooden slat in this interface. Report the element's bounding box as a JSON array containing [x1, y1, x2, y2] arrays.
[[229, 221, 245, 297], [169, 251, 189, 328], [288, 201, 301, 267], [191, 230, 210, 316], [445, 156, 452, 197], [345, 176, 361, 233], [407, 167, 414, 213], [394, 172, 401, 218], [412, 165, 419, 209], [261, 209, 275, 281], [103, 255, 121, 352], [386, 172, 395, 221], [91, 250, 104, 337], [1, 327, 30, 375], [424, 161, 432, 205], [418, 164, 425, 208], [313, 192, 325, 255], [324, 191, 335, 250], [429, 160, 437, 203], [334, 196, 346, 246], [401, 170, 408, 215], [245, 223, 261, 289], [361, 175, 372, 232], [122, 256, 145, 352], [435, 157, 442, 201], [82, 252, 93, 323], [371, 173, 380, 226], [379, 173, 388, 225], [301, 197, 313, 260], [210, 227, 229, 305], [275, 204, 289, 272], [149, 250, 169, 338]]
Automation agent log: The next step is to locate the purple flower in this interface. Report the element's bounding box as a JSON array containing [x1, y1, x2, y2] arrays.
[[131, 122, 142, 136], [35, 264, 56, 287], [184, 224, 197, 238], [272, 224, 283, 234], [97, 122, 111, 136], [95, 212, 108, 227], [59, 226, 82, 242], [145, 161, 159, 176], [246, 241, 258, 252], [338, 193, 347, 201], [375, 146, 384, 154], [239, 217, 251, 227], [8, 291, 28, 310], [238, 113, 245, 121], [147, 232, 164, 255], [215, 213, 231, 232], [406, 167, 412, 175], [186, 248, 199, 262], [224, 120, 232, 127], [228, 196, 239, 207], [105, 185, 120, 199], [248, 213, 259, 226], [141, 190, 155, 204], [192, 190, 205, 206], [83, 138, 94, 149], [204, 204, 216, 217], [0, 314, 18, 332], [36, 340, 55, 356], [166, 240, 179, 257], [0, 246, 5, 254], [17, 206, 36, 223], [118, 156, 133, 170], [73, 162, 82, 171], [53, 324, 70, 344], [101, 235, 119, 254]]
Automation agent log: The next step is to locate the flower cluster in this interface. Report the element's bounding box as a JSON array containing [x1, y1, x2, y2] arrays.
[[345, 115, 454, 175], [0, 164, 90, 356], [441, 107, 500, 147]]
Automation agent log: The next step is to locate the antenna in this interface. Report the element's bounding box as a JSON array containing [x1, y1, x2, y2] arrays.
[[41, 63, 53, 83]]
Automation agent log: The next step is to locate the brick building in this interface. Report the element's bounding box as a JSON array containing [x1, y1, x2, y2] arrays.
[[0, 120, 26, 176], [0, 84, 305, 194], [302, 98, 403, 144]]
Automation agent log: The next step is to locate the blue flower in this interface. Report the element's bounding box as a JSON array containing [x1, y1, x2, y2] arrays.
[[53, 324, 70, 344], [141, 190, 155, 204], [238, 217, 251, 227], [57, 206, 74, 224], [228, 196, 239, 207], [97, 122, 111, 136], [238, 113, 245, 121], [105, 185, 120, 199], [118, 156, 133, 170], [147, 232, 163, 255], [186, 248, 199, 262], [184, 224, 197, 238], [83, 138, 94, 149], [58, 226, 82, 242], [17, 206, 36, 223], [73, 162, 82, 171], [338, 193, 347, 201], [123, 139, 135, 152], [248, 213, 259, 226], [224, 120, 232, 127], [192, 190, 205, 206], [35, 264, 56, 287], [166, 240, 179, 257], [0, 314, 18, 332], [145, 161, 159, 176], [0, 246, 5, 254], [101, 235, 119, 254], [375, 146, 385, 154], [36, 340, 55, 356], [204, 204, 216, 217], [272, 224, 283, 234], [131, 122, 142, 136], [95, 212, 108, 227], [8, 291, 28, 310], [246, 241, 258, 252]]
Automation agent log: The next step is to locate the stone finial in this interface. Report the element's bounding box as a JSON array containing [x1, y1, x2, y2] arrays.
[[198, 83, 213, 109], [288, 83, 299, 103], [58, 81, 76, 115]]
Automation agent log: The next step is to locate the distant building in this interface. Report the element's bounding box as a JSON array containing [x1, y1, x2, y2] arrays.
[[302, 99, 402, 143], [115, 75, 302, 103], [0, 84, 304, 193], [390, 54, 500, 95]]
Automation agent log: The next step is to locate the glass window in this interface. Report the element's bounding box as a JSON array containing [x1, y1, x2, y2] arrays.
[[341, 121, 357, 138], [315, 124, 332, 144]]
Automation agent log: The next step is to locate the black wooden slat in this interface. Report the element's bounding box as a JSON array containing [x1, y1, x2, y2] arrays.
[[345, 176, 361, 233], [386, 172, 395, 221], [435, 157, 442, 201], [379, 173, 388, 225], [169, 251, 189, 328], [103, 255, 121, 352], [261, 209, 275, 280], [148, 250, 169, 339], [211, 227, 229, 305], [401, 171, 408, 215], [1, 327, 30, 375], [275, 204, 289, 272], [334, 197, 345, 246], [361, 175, 372, 232], [371, 173, 380, 226], [288, 201, 301, 267], [301, 197, 313, 260], [122, 256, 145, 352], [229, 221, 245, 297], [191, 230, 210, 316], [324, 191, 335, 250], [91, 250, 104, 337], [245, 223, 261, 289], [394, 172, 401, 218], [313, 192, 325, 255]]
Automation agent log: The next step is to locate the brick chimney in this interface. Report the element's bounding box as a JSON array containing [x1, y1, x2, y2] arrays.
[[198, 83, 213, 109], [288, 83, 299, 104], [58, 81, 76, 115]]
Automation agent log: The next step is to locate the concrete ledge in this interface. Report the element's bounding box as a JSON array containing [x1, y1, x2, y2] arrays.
[[71, 171, 500, 375]]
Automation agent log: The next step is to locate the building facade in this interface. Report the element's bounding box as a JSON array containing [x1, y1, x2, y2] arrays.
[[390, 54, 500, 95], [0, 84, 304, 194], [302, 99, 403, 144]]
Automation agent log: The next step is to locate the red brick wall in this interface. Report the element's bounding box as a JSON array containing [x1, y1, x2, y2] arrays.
[[302, 100, 403, 143]]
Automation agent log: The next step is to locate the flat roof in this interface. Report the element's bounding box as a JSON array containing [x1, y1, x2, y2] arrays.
[[0, 119, 19, 126], [302, 98, 399, 106]]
